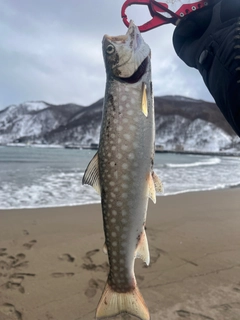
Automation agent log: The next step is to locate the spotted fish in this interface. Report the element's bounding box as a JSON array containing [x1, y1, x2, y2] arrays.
[[82, 21, 163, 320]]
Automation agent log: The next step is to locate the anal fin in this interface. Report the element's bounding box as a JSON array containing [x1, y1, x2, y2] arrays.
[[135, 228, 150, 266]]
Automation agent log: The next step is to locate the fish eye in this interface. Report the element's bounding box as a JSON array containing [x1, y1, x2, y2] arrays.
[[106, 44, 115, 55]]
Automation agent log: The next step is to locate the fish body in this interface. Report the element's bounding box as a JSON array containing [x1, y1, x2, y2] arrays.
[[83, 21, 162, 320]]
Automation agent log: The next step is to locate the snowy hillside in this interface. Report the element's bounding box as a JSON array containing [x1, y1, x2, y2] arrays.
[[0, 96, 239, 152]]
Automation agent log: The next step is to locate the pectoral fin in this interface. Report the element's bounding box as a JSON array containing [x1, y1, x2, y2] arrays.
[[82, 152, 101, 195], [152, 171, 164, 193], [147, 171, 163, 203], [141, 83, 148, 117], [147, 172, 156, 203]]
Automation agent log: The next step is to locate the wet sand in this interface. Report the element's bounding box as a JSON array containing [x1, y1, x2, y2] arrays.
[[0, 189, 240, 320]]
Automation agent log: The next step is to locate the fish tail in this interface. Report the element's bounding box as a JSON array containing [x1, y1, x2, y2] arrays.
[[96, 281, 150, 320]]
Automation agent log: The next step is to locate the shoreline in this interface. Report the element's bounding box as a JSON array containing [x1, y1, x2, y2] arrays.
[[1, 188, 240, 320], [1, 184, 240, 212]]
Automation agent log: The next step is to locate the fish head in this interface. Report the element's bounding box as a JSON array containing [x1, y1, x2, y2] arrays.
[[102, 21, 150, 80]]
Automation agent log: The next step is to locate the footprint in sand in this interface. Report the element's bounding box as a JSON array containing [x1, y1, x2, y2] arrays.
[[0, 260, 10, 272], [23, 240, 37, 250], [0, 248, 7, 257], [0, 303, 22, 320], [51, 272, 74, 278], [176, 310, 214, 320], [84, 278, 105, 298], [58, 253, 75, 263], [82, 249, 109, 272], [5, 274, 25, 294]]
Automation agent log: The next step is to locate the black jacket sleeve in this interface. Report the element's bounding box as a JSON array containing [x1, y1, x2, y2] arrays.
[[173, 0, 240, 137]]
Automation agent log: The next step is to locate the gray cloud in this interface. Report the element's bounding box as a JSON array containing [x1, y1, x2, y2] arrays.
[[0, 0, 213, 110]]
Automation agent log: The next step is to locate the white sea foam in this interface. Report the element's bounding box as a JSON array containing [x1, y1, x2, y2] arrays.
[[1, 147, 240, 210], [166, 157, 221, 168]]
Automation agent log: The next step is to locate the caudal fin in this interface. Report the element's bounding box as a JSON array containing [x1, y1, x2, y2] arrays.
[[96, 282, 150, 320]]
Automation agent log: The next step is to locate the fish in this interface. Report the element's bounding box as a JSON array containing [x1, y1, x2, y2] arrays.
[[82, 21, 163, 320]]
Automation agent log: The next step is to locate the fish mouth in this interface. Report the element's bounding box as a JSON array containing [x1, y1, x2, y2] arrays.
[[103, 21, 150, 80]]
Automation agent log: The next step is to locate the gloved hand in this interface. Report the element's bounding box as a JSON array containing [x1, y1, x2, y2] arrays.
[[173, 0, 240, 136]]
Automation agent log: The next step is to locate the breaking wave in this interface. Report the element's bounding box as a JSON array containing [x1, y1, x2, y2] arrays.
[[166, 157, 221, 168]]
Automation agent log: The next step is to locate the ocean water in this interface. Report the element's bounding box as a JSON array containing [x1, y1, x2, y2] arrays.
[[0, 146, 240, 210]]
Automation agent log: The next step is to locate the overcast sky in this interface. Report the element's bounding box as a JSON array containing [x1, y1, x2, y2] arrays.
[[0, 0, 213, 110]]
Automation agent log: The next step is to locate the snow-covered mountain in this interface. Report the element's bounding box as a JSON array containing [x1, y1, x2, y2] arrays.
[[0, 96, 239, 152]]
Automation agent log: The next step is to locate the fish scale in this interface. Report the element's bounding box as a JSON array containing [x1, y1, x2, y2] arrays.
[[82, 21, 163, 320]]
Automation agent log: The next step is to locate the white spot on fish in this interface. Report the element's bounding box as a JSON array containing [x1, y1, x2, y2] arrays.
[[118, 138, 122, 144], [119, 105, 123, 112], [131, 98, 135, 104], [129, 125, 136, 131], [121, 242, 127, 248], [116, 201, 123, 207], [110, 192, 116, 198], [127, 110, 134, 116], [114, 187, 119, 192], [112, 232, 117, 237], [117, 126, 123, 132], [122, 183, 128, 189], [121, 145, 128, 151], [126, 103, 130, 108], [123, 133, 131, 141], [108, 153, 111, 157], [133, 141, 138, 149], [110, 161, 115, 167], [123, 118, 128, 123], [122, 175, 129, 181], [122, 96, 127, 102], [121, 210, 127, 216], [117, 153, 122, 160], [121, 234, 127, 240], [113, 119, 118, 124], [110, 133, 116, 139], [122, 193, 128, 199], [112, 146, 116, 151], [128, 153, 135, 160], [112, 210, 117, 216], [112, 241, 117, 247], [111, 218, 116, 223], [122, 163, 128, 170], [110, 181, 115, 186]]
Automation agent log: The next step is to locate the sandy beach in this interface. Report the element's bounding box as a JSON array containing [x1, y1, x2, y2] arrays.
[[0, 189, 240, 320]]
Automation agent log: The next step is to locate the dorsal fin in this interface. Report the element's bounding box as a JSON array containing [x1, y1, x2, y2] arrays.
[[82, 152, 101, 195]]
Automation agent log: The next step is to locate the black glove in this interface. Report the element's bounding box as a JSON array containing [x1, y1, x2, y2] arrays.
[[173, 0, 240, 137]]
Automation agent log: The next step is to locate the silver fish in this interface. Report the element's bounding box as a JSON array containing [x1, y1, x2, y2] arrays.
[[82, 21, 163, 320]]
